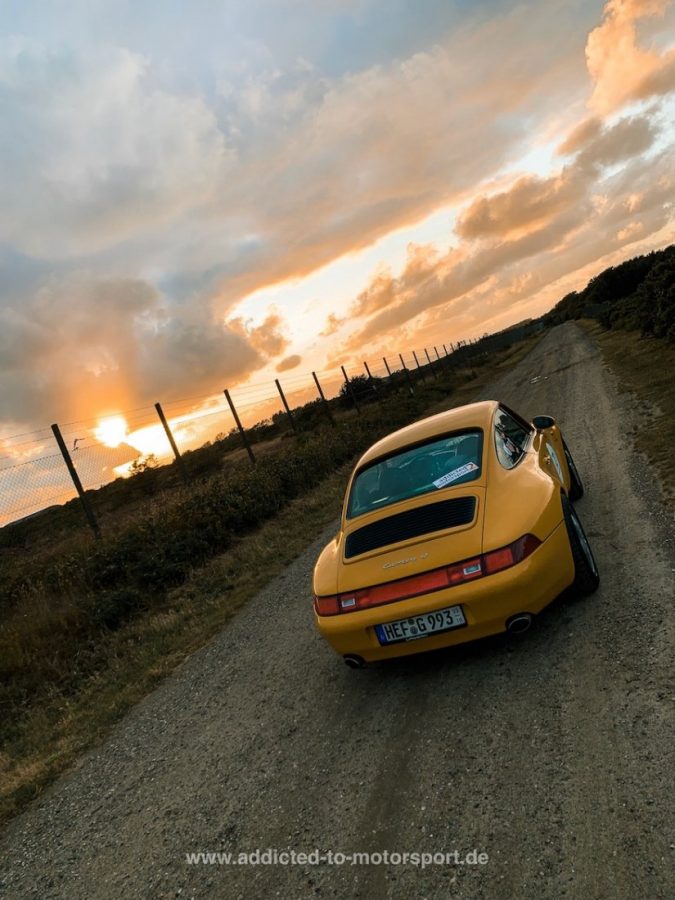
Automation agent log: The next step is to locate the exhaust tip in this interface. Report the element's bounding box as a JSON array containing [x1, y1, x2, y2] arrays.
[[506, 613, 533, 635], [343, 654, 366, 669]]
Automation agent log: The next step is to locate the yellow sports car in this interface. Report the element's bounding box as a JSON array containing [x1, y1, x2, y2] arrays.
[[312, 400, 598, 667]]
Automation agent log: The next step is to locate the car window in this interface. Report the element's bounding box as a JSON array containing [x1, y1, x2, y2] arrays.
[[347, 430, 483, 519], [494, 408, 531, 469]]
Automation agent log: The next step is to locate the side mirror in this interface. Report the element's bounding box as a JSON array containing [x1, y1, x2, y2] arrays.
[[532, 415, 556, 430]]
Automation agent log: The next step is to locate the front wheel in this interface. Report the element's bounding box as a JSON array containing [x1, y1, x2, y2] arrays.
[[563, 439, 584, 501], [562, 496, 599, 597]]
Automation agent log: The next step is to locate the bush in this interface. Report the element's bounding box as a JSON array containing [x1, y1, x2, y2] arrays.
[[544, 244, 675, 341]]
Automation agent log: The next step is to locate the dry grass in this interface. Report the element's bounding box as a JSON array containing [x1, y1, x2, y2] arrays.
[[581, 320, 675, 509], [0, 467, 350, 822]]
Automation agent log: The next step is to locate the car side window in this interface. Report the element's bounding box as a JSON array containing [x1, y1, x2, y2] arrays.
[[494, 408, 530, 469]]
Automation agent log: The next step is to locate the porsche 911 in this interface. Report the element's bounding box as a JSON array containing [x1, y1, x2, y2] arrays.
[[312, 400, 598, 667]]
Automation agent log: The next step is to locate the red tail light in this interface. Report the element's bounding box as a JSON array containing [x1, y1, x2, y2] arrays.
[[314, 595, 340, 616], [314, 533, 542, 616], [483, 546, 514, 574]]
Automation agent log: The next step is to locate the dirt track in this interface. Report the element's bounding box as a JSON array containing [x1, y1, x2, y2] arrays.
[[1, 322, 673, 899]]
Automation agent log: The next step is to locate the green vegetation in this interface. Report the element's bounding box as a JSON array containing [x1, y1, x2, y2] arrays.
[[545, 244, 674, 340]]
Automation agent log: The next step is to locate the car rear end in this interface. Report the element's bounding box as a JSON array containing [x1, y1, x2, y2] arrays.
[[313, 414, 575, 663], [314, 519, 573, 662]]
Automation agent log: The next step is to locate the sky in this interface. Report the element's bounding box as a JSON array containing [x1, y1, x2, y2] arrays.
[[0, 0, 674, 510]]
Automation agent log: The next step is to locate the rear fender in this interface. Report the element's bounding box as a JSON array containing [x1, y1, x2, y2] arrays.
[[533, 426, 570, 494]]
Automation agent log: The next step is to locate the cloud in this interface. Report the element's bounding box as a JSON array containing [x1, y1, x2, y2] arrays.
[[200, 2, 600, 311], [227, 311, 289, 357], [332, 112, 671, 357], [0, 272, 262, 424], [557, 116, 603, 155], [0, 0, 673, 441], [586, 0, 675, 114], [0, 40, 232, 257], [275, 353, 302, 372], [319, 312, 344, 337], [456, 174, 585, 241], [575, 113, 657, 168]]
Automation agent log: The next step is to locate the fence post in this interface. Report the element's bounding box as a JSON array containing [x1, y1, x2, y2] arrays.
[[312, 371, 335, 425], [275, 379, 298, 433], [341, 365, 361, 413], [224, 389, 255, 464], [425, 347, 437, 378], [412, 350, 425, 381], [363, 361, 382, 403], [398, 353, 415, 394], [382, 356, 398, 391], [51, 423, 101, 539], [155, 402, 189, 484]]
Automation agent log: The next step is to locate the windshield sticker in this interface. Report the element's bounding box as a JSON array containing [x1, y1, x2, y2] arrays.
[[433, 461, 478, 489]]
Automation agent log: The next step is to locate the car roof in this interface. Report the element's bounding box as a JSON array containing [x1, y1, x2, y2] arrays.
[[355, 400, 500, 469]]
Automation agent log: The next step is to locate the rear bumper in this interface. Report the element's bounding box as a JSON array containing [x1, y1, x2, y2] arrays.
[[315, 521, 574, 662]]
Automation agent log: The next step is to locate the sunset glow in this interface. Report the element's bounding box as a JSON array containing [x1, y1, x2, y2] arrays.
[[94, 416, 128, 449], [0, 0, 673, 511]]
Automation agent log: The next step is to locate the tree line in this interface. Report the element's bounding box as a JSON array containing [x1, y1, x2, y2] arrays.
[[543, 244, 674, 341]]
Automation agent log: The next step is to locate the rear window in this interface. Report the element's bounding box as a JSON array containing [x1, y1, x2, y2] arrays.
[[347, 430, 483, 519]]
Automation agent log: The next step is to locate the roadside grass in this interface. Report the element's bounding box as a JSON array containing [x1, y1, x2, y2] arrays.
[[0, 335, 540, 826], [581, 320, 675, 509], [0, 466, 350, 821]]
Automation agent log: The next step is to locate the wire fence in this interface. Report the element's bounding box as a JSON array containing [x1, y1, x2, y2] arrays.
[[0, 322, 542, 534]]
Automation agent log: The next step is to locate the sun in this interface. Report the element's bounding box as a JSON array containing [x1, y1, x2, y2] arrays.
[[94, 415, 128, 448]]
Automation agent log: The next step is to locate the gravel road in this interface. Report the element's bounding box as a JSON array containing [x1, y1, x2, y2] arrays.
[[1, 322, 673, 900]]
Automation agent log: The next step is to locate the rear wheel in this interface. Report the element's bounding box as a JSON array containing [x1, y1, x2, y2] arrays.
[[562, 495, 599, 597], [563, 438, 584, 501]]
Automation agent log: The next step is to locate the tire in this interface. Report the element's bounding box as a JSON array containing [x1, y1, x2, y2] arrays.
[[562, 495, 599, 597], [563, 438, 584, 501]]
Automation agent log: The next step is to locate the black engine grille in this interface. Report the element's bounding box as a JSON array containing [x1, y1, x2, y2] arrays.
[[344, 496, 476, 559]]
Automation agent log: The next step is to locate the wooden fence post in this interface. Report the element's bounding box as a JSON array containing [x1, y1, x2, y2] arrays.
[[312, 371, 335, 425], [224, 389, 255, 464], [275, 379, 298, 433], [51, 423, 101, 539], [155, 402, 189, 484]]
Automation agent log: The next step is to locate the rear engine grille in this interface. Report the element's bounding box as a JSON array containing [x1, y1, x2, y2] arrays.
[[345, 496, 476, 559]]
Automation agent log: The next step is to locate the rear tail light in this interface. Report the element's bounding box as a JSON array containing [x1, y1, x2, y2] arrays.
[[483, 546, 514, 574], [314, 533, 541, 616], [314, 595, 340, 616]]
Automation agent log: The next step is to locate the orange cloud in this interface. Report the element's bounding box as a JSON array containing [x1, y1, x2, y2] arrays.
[[203, 4, 602, 315], [0, 273, 264, 425], [575, 114, 657, 168], [457, 115, 655, 243], [227, 311, 290, 357], [330, 114, 671, 361], [586, 0, 675, 114], [456, 174, 584, 241], [275, 353, 302, 372], [319, 313, 344, 337], [558, 117, 603, 155]]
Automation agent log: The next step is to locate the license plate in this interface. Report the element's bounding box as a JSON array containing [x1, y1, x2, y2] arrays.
[[375, 604, 466, 645]]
